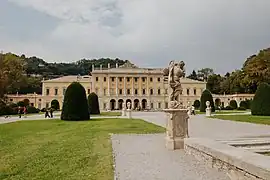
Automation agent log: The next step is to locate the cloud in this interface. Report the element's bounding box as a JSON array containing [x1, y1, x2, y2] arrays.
[[4, 0, 270, 74]]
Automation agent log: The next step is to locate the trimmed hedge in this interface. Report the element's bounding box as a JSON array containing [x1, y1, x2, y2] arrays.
[[200, 89, 215, 112], [239, 101, 248, 109], [251, 83, 270, 116], [193, 100, 200, 109], [229, 100, 238, 109], [61, 82, 90, 121], [88, 92, 100, 114], [51, 99, 60, 110]]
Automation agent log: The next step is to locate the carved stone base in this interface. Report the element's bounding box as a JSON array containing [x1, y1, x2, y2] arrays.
[[127, 109, 132, 119], [206, 108, 212, 117], [121, 109, 126, 116], [163, 108, 189, 150], [165, 137, 184, 150]]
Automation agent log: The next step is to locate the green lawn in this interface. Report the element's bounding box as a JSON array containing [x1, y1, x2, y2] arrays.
[[211, 115, 270, 125], [0, 118, 165, 180], [196, 110, 249, 115], [98, 111, 121, 116]]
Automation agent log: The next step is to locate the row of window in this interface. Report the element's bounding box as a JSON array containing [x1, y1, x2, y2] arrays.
[[96, 76, 161, 82], [46, 88, 91, 96], [100, 88, 164, 95]]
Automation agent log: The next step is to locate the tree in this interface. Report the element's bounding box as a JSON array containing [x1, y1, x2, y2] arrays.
[[200, 89, 215, 112], [51, 99, 60, 110], [229, 100, 238, 109], [193, 100, 200, 109], [251, 83, 270, 116], [0, 53, 25, 99], [187, 70, 198, 80], [88, 93, 100, 114], [207, 74, 223, 94], [61, 82, 90, 121], [197, 68, 214, 81]]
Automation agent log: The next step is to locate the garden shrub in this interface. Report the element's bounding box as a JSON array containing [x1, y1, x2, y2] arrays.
[[200, 89, 215, 112], [88, 92, 100, 114], [224, 106, 234, 110], [193, 100, 200, 109], [237, 107, 246, 111], [239, 101, 248, 109], [27, 106, 40, 114], [229, 100, 238, 109], [251, 83, 270, 116], [61, 82, 90, 121]]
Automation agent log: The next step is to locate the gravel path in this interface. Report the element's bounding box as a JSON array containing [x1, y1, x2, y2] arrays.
[[111, 134, 229, 180]]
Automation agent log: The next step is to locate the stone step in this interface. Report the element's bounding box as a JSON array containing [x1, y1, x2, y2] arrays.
[[218, 138, 270, 147], [242, 145, 270, 153]]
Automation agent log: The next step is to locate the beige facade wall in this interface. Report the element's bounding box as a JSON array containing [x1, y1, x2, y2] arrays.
[[213, 94, 254, 107], [41, 75, 92, 109], [90, 65, 206, 110], [6, 93, 43, 109]]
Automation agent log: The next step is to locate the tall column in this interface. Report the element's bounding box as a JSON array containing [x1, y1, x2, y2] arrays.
[[124, 77, 126, 95], [132, 77, 134, 95], [116, 76, 118, 96], [108, 76, 110, 96]]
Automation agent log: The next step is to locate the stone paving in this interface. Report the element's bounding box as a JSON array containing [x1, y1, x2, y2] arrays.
[[112, 112, 270, 180]]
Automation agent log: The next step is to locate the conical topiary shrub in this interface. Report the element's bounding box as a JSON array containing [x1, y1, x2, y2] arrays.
[[200, 89, 215, 112], [88, 92, 100, 115], [251, 83, 270, 116], [61, 82, 90, 121]]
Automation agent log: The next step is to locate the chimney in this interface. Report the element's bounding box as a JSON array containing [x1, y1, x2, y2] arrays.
[[92, 64, 95, 71], [100, 64, 102, 70], [116, 63, 118, 68], [108, 63, 110, 69]]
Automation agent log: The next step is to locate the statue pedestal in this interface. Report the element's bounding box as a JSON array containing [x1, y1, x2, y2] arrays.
[[127, 109, 132, 119], [205, 108, 212, 117], [122, 109, 126, 116], [163, 108, 189, 150]]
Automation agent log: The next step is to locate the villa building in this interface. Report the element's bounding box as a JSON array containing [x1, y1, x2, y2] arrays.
[[6, 62, 254, 110]]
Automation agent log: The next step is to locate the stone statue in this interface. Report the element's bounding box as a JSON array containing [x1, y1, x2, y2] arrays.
[[122, 102, 126, 116], [163, 60, 186, 109], [127, 102, 131, 110], [205, 101, 212, 117], [126, 102, 132, 119], [163, 60, 189, 150]]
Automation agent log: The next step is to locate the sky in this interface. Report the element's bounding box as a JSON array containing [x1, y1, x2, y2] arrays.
[[1, 0, 270, 74]]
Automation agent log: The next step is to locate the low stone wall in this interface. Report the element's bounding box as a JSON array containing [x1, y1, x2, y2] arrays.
[[184, 138, 270, 180]]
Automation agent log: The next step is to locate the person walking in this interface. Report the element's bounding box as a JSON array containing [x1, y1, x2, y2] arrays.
[[49, 108, 54, 118], [23, 106, 27, 118], [18, 106, 22, 118], [45, 108, 50, 118]]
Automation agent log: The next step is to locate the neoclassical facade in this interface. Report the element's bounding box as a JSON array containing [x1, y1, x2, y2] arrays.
[[5, 62, 254, 110], [36, 62, 206, 110]]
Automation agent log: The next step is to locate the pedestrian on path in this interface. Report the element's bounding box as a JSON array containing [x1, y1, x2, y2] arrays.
[[18, 106, 22, 118], [50, 108, 54, 118], [45, 108, 50, 118], [23, 106, 27, 118]]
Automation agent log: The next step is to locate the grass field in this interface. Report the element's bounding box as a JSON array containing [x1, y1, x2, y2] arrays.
[[98, 111, 121, 116], [211, 115, 270, 125], [0, 118, 165, 180]]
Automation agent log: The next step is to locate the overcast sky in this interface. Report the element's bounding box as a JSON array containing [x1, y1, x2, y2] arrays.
[[1, 0, 270, 74]]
